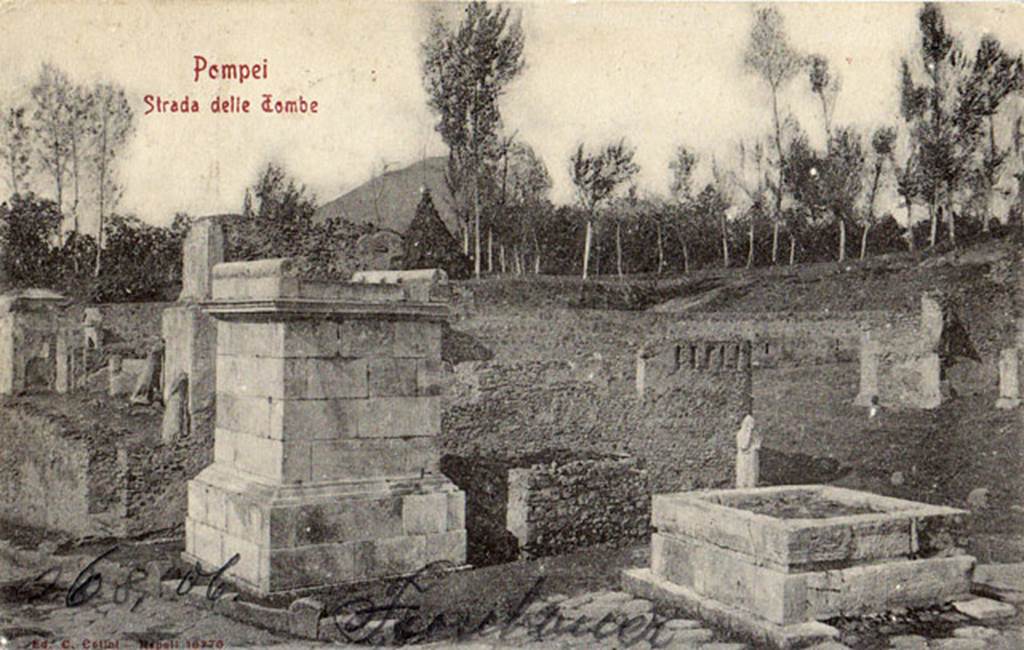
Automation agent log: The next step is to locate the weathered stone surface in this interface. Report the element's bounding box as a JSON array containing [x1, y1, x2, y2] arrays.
[[424, 530, 467, 565], [930, 639, 987, 650], [288, 597, 324, 639], [805, 555, 974, 618], [996, 348, 1020, 409], [269, 497, 403, 546], [367, 357, 418, 397], [309, 437, 439, 482], [403, 492, 448, 535], [888, 634, 929, 649], [953, 597, 1017, 620], [970, 565, 1024, 593], [652, 532, 810, 624], [953, 626, 999, 639], [179, 216, 225, 302]]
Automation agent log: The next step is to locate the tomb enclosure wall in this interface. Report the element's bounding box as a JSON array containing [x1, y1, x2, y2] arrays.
[[445, 336, 753, 493]]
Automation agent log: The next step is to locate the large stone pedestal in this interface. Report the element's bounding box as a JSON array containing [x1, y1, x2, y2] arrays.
[[184, 258, 466, 594]]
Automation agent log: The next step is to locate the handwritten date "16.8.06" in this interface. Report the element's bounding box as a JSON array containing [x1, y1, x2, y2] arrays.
[[17, 546, 240, 612]]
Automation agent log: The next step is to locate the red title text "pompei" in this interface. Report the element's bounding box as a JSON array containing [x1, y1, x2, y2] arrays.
[[193, 55, 268, 84]]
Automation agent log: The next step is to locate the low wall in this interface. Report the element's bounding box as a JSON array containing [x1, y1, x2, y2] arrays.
[[0, 392, 213, 538], [507, 453, 649, 558], [443, 338, 751, 493], [442, 450, 649, 566], [0, 400, 125, 536], [658, 311, 898, 368]]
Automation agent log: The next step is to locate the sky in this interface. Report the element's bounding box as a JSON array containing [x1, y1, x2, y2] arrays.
[[1, 0, 1023, 233]]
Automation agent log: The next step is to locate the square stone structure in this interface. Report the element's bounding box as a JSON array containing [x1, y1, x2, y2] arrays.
[[0, 289, 69, 394], [184, 258, 466, 594], [625, 485, 973, 648], [854, 294, 945, 409]]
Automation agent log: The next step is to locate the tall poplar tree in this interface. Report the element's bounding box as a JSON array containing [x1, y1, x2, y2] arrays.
[[422, 2, 525, 279]]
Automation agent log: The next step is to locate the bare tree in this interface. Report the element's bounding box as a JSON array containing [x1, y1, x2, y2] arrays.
[[808, 55, 841, 150], [668, 145, 698, 273], [860, 126, 897, 259], [743, 6, 804, 264], [570, 140, 639, 280], [89, 82, 134, 276], [30, 63, 73, 223], [0, 106, 32, 195]]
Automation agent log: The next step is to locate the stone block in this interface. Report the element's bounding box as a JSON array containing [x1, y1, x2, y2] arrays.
[[393, 321, 442, 358], [425, 530, 467, 565], [270, 543, 358, 591], [268, 397, 359, 440], [218, 321, 286, 358], [191, 520, 223, 566], [446, 492, 465, 530], [805, 556, 975, 618], [416, 358, 444, 396], [288, 597, 325, 639], [220, 529, 263, 587], [403, 493, 448, 535], [187, 482, 208, 526], [204, 483, 227, 530], [337, 320, 395, 357], [309, 437, 439, 482], [225, 493, 268, 543], [996, 348, 1020, 409], [269, 497, 403, 546], [283, 357, 368, 399], [217, 393, 272, 438], [367, 357, 418, 397], [179, 216, 225, 302], [652, 532, 809, 625], [216, 355, 284, 398], [372, 535, 425, 576], [214, 428, 311, 483], [354, 397, 441, 438]]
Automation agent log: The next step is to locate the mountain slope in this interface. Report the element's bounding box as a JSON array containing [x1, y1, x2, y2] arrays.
[[314, 156, 461, 237]]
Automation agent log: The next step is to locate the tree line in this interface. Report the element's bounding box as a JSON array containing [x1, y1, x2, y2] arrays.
[[421, 3, 1024, 279]]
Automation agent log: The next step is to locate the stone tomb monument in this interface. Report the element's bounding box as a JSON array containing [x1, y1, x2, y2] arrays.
[[0, 288, 70, 395], [624, 485, 973, 648], [184, 258, 466, 593], [162, 215, 224, 441], [855, 293, 946, 409]]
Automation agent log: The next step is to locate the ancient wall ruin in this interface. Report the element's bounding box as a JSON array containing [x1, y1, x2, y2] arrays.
[[444, 338, 752, 493], [442, 451, 649, 566]]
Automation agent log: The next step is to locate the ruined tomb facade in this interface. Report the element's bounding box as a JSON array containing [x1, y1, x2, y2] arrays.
[[0, 289, 69, 395], [162, 215, 225, 441], [855, 293, 963, 410], [185, 258, 466, 593]]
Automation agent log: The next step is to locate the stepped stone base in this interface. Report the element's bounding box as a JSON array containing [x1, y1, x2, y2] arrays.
[[184, 465, 466, 594], [626, 485, 975, 648]]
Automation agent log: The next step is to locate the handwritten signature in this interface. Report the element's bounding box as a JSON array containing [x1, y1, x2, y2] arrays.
[[14, 554, 685, 648], [13, 546, 240, 612]]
